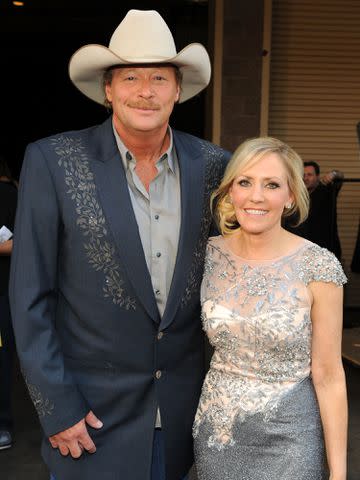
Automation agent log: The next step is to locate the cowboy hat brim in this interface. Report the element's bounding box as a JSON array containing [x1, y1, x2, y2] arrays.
[[69, 42, 211, 105]]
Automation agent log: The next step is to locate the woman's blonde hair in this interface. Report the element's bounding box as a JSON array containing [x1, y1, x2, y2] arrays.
[[212, 136, 309, 236]]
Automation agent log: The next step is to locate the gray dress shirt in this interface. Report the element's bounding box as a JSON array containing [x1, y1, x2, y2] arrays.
[[113, 124, 181, 427]]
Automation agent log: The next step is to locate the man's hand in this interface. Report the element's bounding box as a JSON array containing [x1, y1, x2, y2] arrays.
[[49, 410, 103, 458], [0, 239, 13, 256], [321, 170, 343, 185]]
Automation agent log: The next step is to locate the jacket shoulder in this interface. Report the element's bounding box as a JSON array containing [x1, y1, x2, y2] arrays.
[[172, 130, 232, 160], [33, 123, 100, 149], [24, 119, 114, 169]]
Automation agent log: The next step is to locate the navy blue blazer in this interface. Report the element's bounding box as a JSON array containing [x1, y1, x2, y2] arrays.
[[9, 117, 231, 480]]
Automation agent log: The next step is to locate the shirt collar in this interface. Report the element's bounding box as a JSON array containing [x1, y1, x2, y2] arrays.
[[112, 122, 175, 174]]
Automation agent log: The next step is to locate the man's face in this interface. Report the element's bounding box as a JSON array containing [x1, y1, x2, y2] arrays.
[[105, 66, 180, 136], [303, 166, 319, 191]]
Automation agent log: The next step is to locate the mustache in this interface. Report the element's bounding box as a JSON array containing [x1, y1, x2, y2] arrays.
[[127, 102, 160, 110]]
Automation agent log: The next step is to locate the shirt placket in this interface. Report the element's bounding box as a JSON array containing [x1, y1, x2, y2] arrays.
[[149, 158, 166, 316]]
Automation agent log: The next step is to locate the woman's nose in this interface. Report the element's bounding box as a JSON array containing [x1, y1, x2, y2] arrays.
[[249, 184, 265, 202]]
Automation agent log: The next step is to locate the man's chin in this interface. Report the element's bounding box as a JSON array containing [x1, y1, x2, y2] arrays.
[[131, 122, 166, 133]]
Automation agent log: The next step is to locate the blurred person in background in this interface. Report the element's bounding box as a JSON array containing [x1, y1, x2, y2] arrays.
[[0, 155, 18, 450], [286, 160, 343, 260]]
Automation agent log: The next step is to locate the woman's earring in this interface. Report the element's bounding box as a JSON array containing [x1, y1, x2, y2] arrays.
[[285, 202, 292, 209]]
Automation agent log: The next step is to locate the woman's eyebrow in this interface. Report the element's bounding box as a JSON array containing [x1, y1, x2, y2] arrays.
[[237, 175, 282, 181]]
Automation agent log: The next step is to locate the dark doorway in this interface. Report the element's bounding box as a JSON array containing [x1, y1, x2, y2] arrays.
[[0, 0, 209, 178]]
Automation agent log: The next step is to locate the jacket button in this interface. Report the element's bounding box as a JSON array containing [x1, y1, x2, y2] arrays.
[[155, 370, 162, 379], [157, 331, 164, 340]]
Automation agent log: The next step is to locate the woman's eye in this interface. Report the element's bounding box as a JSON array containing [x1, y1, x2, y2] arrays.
[[238, 179, 250, 187], [267, 182, 280, 189]]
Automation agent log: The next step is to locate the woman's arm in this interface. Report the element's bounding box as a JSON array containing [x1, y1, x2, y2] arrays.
[[309, 281, 347, 480]]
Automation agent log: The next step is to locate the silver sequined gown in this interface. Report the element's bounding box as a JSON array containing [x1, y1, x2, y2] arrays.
[[193, 236, 347, 480]]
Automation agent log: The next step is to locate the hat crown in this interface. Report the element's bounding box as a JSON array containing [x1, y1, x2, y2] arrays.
[[109, 10, 177, 61]]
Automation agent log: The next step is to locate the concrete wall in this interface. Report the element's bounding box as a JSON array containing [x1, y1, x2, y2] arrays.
[[207, 0, 265, 152]]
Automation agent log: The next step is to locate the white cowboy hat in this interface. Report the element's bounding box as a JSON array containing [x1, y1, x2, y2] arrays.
[[69, 9, 211, 105]]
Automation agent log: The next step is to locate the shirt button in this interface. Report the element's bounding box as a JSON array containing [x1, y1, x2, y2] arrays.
[[155, 289, 160, 296], [155, 370, 162, 379], [156, 252, 161, 258], [157, 331, 164, 340], [154, 214, 159, 220]]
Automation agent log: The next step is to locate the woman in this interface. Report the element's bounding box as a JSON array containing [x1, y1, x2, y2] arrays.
[[193, 137, 347, 480]]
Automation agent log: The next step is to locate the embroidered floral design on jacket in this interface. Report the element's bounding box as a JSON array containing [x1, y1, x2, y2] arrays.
[[23, 375, 54, 418], [181, 141, 226, 308], [52, 135, 136, 310]]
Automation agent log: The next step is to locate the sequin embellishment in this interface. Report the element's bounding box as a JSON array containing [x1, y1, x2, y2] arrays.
[[193, 237, 347, 450]]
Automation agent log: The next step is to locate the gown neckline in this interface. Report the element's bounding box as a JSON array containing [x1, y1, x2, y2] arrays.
[[219, 236, 312, 265]]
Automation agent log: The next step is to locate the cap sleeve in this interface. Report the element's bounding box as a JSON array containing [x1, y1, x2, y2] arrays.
[[298, 245, 347, 287]]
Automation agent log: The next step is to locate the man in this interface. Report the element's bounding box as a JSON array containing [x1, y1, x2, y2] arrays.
[[286, 160, 343, 259], [9, 9, 230, 480], [0, 156, 17, 450]]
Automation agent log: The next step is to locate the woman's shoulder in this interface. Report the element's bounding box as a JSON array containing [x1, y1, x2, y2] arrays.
[[206, 235, 228, 254], [207, 235, 223, 246], [295, 240, 347, 287], [205, 235, 229, 261]]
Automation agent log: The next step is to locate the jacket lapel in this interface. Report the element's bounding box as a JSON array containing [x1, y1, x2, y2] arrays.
[[160, 131, 205, 330], [90, 118, 160, 323]]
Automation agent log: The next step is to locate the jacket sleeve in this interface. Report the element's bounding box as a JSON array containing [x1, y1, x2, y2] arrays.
[[9, 142, 89, 437]]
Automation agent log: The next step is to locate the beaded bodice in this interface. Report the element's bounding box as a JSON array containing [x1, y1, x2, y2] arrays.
[[193, 235, 347, 450]]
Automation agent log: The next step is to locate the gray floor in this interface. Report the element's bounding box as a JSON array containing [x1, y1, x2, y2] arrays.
[[1, 345, 359, 480]]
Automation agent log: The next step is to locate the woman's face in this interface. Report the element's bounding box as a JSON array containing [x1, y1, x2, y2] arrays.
[[229, 152, 294, 235]]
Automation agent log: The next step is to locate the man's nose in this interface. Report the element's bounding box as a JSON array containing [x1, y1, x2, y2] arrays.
[[138, 79, 154, 97]]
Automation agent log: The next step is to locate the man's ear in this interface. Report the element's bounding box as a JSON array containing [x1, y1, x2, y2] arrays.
[[175, 85, 180, 103], [105, 83, 112, 103]]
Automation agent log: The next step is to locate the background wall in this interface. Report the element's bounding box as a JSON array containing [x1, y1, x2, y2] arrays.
[[267, 0, 360, 270], [208, 0, 264, 151]]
